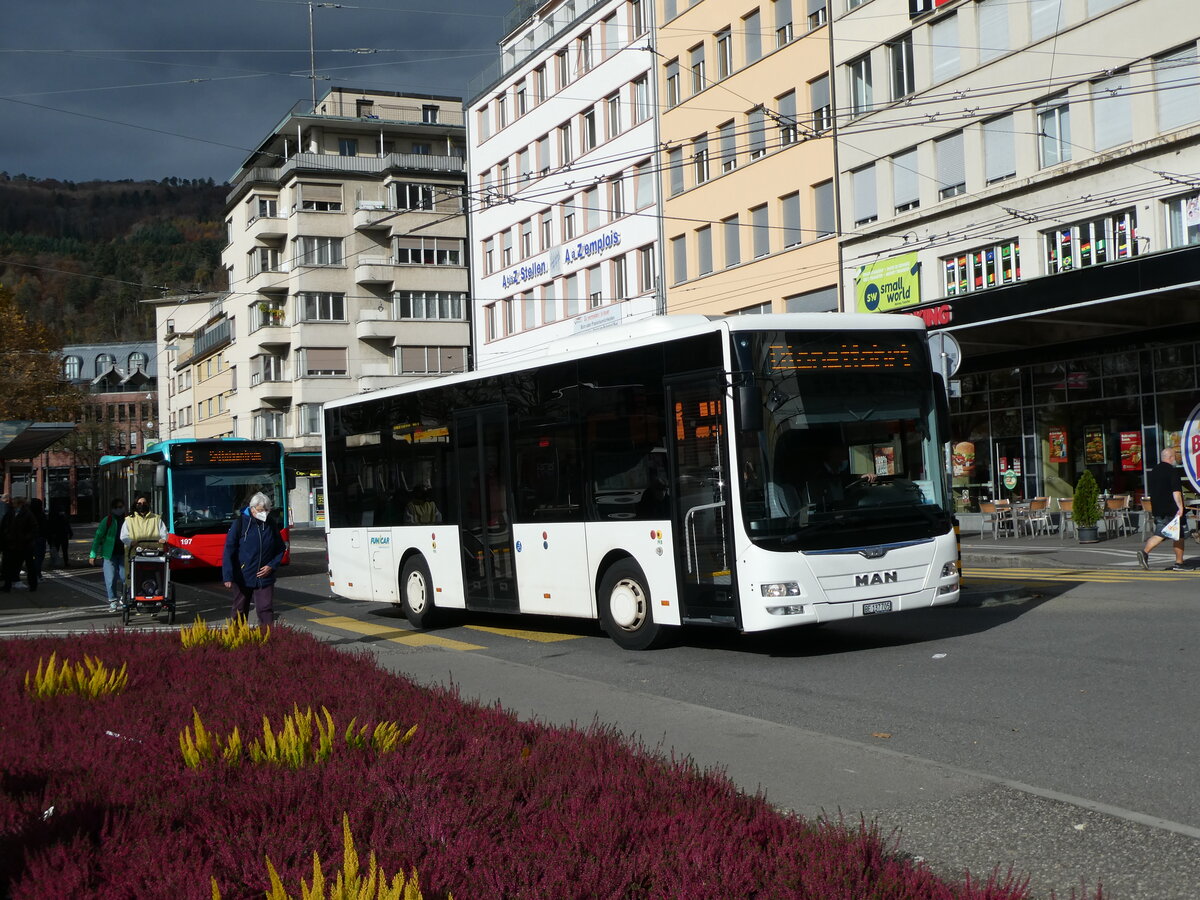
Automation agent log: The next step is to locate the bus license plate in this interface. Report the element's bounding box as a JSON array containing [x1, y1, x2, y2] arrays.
[[862, 600, 893, 615]]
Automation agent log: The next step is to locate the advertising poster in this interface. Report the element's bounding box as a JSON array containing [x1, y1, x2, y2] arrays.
[[854, 252, 922, 313], [1084, 427, 1106, 464], [952, 441, 975, 477], [1119, 432, 1142, 472], [1048, 428, 1068, 463], [873, 446, 895, 476]]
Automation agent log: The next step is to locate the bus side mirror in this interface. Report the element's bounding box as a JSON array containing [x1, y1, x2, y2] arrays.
[[934, 376, 951, 445], [286, 468, 298, 491], [154, 464, 166, 488], [736, 381, 762, 432]]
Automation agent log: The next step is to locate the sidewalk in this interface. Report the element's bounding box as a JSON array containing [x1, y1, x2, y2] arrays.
[[958, 518, 1178, 569]]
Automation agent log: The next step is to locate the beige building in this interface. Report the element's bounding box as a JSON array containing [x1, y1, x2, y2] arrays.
[[656, 0, 840, 314], [155, 87, 471, 523]]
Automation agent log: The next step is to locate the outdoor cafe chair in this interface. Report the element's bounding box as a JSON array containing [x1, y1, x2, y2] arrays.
[[1056, 497, 1075, 541], [979, 500, 1015, 539], [1022, 497, 1052, 536], [1104, 495, 1134, 537], [1140, 497, 1153, 537]]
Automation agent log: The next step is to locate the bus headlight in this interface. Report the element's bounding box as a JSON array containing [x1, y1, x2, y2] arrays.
[[760, 582, 801, 598], [767, 604, 807, 616], [167, 547, 194, 561], [940, 562, 958, 578]]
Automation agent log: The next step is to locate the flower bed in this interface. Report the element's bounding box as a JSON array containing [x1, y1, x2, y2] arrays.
[[0, 628, 1071, 899]]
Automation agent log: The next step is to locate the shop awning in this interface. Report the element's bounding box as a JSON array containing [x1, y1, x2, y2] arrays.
[[0, 421, 77, 460]]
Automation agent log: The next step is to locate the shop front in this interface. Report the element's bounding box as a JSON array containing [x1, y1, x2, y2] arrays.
[[904, 244, 1200, 512]]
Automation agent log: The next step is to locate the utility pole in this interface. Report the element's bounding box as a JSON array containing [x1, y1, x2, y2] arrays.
[[308, 2, 317, 111]]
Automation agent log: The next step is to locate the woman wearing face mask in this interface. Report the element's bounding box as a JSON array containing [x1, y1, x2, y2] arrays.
[[221, 491, 285, 627]]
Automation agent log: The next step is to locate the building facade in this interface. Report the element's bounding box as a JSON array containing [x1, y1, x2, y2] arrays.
[[467, 0, 664, 368], [833, 0, 1200, 510], [156, 87, 471, 523], [656, 0, 840, 314]]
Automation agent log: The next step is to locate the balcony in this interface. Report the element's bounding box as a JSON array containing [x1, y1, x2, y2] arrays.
[[250, 372, 291, 402], [247, 266, 289, 293], [353, 203, 396, 231], [355, 256, 398, 285], [230, 152, 465, 201], [355, 317, 403, 342], [248, 213, 287, 240]]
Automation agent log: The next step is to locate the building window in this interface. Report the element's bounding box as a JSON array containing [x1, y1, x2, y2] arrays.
[[394, 237, 463, 265], [251, 246, 283, 276], [852, 165, 877, 225], [776, 0, 794, 44], [748, 106, 767, 159], [502, 230, 514, 266], [555, 49, 569, 89], [814, 180, 835, 237], [1030, 0, 1063, 41], [483, 237, 495, 275], [540, 212, 553, 249], [255, 197, 278, 219], [298, 404, 322, 436], [1043, 210, 1137, 274], [633, 75, 652, 123], [588, 265, 603, 307], [983, 116, 1015, 184], [692, 135, 710, 184], [690, 44, 706, 95], [478, 106, 491, 141], [1165, 193, 1200, 248], [751, 204, 770, 258], [254, 411, 284, 440], [743, 9, 762, 63], [1155, 45, 1200, 132], [810, 74, 831, 132], [777, 91, 798, 145], [665, 59, 681, 108], [256, 301, 285, 329], [930, 14, 960, 82], [298, 183, 343, 212], [716, 29, 732, 79], [497, 93, 508, 129], [935, 131, 966, 199], [394, 182, 435, 210], [723, 215, 741, 267], [395, 291, 466, 320], [297, 236, 343, 266], [781, 192, 801, 247], [301, 347, 348, 377], [889, 34, 915, 100], [397, 347, 467, 375], [943, 240, 1021, 296], [534, 65, 548, 103], [978, 0, 1009, 62], [583, 187, 601, 232], [63, 356, 82, 379], [806, 0, 825, 29], [577, 31, 592, 74], [537, 135, 550, 174], [299, 292, 345, 322], [558, 121, 573, 165], [668, 147, 685, 196], [630, 0, 646, 36], [338, 138, 358, 157], [697, 226, 713, 275], [849, 54, 872, 116], [606, 93, 622, 139], [610, 176, 625, 219], [422, 104, 439, 124], [128, 351, 148, 371], [521, 219, 533, 257], [1092, 71, 1130, 150], [719, 120, 737, 172], [582, 106, 598, 151], [516, 87, 528, 117], [612, 255, 628, 299], [1037, 93, 1071, 168], [563, 197, 576, 240], [542, 284, 557, 323], [892, 147, 920, 212], [671, 235, 688, 284], [638, 245, 656, 293], [635, 159, 654, 209]]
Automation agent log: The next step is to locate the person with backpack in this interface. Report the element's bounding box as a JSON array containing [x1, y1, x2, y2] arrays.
[[89, 498, 128, 612], [221, 491, 285, 627]]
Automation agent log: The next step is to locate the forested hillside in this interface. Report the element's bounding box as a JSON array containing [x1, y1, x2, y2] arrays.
[[0, 175, 228, 343]]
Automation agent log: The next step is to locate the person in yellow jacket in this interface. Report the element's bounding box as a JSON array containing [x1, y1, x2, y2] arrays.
[[120, 495, 168, 549]]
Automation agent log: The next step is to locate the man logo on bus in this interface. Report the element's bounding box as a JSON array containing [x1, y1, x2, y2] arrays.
[[863, 282, 881, 312], [855, 571, 897, 587]]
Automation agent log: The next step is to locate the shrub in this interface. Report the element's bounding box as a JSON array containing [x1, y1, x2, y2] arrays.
[[23, 652, 127, 699], [180, 614, 269, 650], [1073, 469, 1101, 529]]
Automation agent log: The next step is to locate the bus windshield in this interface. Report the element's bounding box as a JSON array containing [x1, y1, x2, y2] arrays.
[[735, 330, 950, 551], [170, 466, 287, 536]]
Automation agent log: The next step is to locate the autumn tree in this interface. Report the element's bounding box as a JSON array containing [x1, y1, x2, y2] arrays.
[[0, 285, 84, 421]]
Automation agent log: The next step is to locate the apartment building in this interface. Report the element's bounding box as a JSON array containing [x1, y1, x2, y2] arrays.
[[467, 0, 664, 368], [155, 87, 471, 523], [656, 0, 839, 314], [834, 0, 1200, 508]]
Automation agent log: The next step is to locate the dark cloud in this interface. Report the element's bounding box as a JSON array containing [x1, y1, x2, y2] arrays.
[[0, 0, 501, 183]]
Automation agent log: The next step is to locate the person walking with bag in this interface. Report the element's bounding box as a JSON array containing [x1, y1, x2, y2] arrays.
[[89, 498, 128, 612], [222, 492, 285, 627], [1139, 447, 1186, 571]]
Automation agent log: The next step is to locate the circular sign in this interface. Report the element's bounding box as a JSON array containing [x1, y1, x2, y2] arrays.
[[864, 282, 881, 311], [1002, 468, 1018, 491], [928, 331, 962, 377], [1181, 401, 1200, 494]]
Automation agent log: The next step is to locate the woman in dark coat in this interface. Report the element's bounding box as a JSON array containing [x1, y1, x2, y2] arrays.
[[221, 491, 286, 626]]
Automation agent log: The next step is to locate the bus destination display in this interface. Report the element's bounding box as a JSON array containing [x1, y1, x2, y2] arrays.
[[768, 342, 916, 372], [171, 444, 279, 467]]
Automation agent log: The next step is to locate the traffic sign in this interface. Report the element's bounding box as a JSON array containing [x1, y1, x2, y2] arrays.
[[928, 331, 962, 377]]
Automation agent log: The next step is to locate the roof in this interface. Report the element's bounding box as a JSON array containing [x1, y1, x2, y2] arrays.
[[0, 421, 76, 460]]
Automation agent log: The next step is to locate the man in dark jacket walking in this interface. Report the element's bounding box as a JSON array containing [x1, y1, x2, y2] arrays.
[[222, 491, 286, 626]]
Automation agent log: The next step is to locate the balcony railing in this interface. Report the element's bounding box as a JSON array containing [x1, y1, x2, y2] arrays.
[[230, 152, 465, 200], [284, 98, 465, 128]]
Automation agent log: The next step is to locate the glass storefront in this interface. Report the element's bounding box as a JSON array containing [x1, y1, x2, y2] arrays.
[[949, 340, 1199, 511]]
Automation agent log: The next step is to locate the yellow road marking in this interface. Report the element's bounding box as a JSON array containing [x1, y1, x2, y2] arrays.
[[289, 603, 337, 616], [313, 615, 483, 651], [464, 624, 583, 643]]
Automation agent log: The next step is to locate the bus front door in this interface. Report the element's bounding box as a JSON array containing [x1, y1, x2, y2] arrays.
[[667, 375, 738, 626], [454, 406, 518, 612]]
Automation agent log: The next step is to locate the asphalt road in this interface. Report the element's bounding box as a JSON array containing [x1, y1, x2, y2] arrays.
[[9, 532, 1200, 899]]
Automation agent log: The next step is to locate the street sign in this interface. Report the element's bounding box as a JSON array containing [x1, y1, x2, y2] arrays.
[[928, 331, 962, 377]]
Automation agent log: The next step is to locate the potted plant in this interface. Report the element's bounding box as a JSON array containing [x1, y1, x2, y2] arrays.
[[1073, 469, 1101, 542]]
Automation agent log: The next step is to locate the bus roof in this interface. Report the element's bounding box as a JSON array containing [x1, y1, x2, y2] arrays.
[[322, 312, 928, 413], [99, 437, 264, 467]]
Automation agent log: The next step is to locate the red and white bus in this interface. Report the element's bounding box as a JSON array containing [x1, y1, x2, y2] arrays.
[[321, 314, 959, 649], [99, 438, 289, 569]]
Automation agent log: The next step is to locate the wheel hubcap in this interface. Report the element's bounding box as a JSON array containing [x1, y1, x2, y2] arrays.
[[405, 572, 427, 613], [609, 578, 645, 630]]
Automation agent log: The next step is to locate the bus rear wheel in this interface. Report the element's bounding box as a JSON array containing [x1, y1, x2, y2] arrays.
[[599, 560, 669, 651], [400, 555, 440, 629]]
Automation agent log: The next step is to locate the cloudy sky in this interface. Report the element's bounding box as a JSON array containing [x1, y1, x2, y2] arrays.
[[0, 0, 502, 183]]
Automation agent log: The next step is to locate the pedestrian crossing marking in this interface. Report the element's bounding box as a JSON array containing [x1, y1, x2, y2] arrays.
[[464, 624, 583, 643], [312, 615, 484, 651]]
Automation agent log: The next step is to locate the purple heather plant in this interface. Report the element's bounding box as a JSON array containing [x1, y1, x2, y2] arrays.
[[0, 630, 1101, 900]]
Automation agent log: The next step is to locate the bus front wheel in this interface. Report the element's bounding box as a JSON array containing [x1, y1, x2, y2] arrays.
[[400, 556, 440, 629], [599, 560, 668, 651]]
